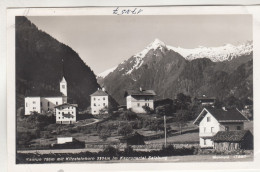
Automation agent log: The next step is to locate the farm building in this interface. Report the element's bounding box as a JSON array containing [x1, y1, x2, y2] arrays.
[[212, 130, 253, 150], [125, 87, 156, 113], [193, 107, 249, 148], [51, 137, 85, 149]]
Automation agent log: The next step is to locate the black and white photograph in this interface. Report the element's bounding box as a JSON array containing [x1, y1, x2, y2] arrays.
[[6, 6, 260, 169]]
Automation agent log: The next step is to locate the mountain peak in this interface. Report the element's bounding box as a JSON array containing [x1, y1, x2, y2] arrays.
[[134, 39, 167, 58], [151, 38, 166, 47]]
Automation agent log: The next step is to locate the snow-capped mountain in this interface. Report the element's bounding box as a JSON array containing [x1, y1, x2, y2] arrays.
[[98, 38, 253, 105], [168, 41, 253, 62], [98, 66, 117, 78], [100, 39, 252, 77], [133, 38, 253, 63]]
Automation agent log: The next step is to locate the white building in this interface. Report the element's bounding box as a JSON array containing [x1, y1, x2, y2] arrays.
[[124, 88, 156, 113], [57, 137, 73, 144], [193, 107, 249, 148], [55, 103, 77, 124], [24, 77, 68, 115], [90, 88, 109, 115]]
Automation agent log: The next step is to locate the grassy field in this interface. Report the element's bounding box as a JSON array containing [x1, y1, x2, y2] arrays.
[[148, 132, 199, 144]]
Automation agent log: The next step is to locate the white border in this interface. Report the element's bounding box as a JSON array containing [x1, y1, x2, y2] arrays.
[[6, 6, 260, 172]]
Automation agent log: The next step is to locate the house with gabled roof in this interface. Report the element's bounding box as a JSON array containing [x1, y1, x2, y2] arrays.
[[124, 87, 156, 113], [193, 107, 249, 148], [55, 103, 78, 124], [212, 130, 253, 150], [90, 88, 109, 115]]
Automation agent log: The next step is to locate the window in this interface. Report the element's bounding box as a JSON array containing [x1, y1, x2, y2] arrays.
[[204, 139, 206, 145], [59, 112, 60, 114], [94, 98, 96, 101], [137, 103, 140, 107], [207, 117, 211, 122], [237, 126, 241, 130], [33, 101, 36, 104], [33, 107, 36, 110], [211, 127, 214, 133], [94, 111, 96, 113], [40, 102, 42, 107], [225, 126, 229, 131], [56, 102, 58, 105], [62, 85, 65, 89], [204, 127, 206, 133], [103, 103, 105, 106], [103, 97, 105, 100], [59, 117, 60, 119], [145, 103, 147, 106], [26, 103, 28, 107], [94, 103, 96, 106], [48, 108, 49, 111], [48, 102, 50, 107]]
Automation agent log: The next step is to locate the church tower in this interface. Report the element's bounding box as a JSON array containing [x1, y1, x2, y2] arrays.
[[60, 58, 67, 98], [60, 77, 67, 96]]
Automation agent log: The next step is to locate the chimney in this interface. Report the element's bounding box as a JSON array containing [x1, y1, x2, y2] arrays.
[[140, 87, 142, 92], [102, 87, 105, 91]]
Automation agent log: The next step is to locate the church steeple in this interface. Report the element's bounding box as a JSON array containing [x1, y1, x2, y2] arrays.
[[60, 58, 67, 96]]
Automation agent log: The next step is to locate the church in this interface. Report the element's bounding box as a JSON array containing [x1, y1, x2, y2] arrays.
[[24, 76, 68, 115]]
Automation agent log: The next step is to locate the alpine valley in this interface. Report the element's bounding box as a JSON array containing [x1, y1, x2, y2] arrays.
[[97, 39, 253, 105]]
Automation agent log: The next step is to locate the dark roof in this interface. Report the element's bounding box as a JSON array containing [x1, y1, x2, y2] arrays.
[[212, 130, 252, 142], [25, 90, 64, 97], [193, 107, 248, 125], [54, 103, 78, 108], [206, 107, 248, 122], [124, 90, 156, 97], [90, 89, 108, 96]]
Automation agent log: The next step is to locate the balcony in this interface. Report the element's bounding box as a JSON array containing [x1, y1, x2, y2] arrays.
[[199, 132, 216, 138]]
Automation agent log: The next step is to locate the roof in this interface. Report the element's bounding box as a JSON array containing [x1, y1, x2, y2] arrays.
[[212, 130, 252, 142], [90, 89, 108, 96], [124, 90, 156, 97], [54, 103, 78, 108], [60, 76, 67, 83], [193, 107, 248, 125], [25, 89, 64, 97]]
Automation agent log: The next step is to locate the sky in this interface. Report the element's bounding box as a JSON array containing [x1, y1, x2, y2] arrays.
[[27, 15, 252, 75]]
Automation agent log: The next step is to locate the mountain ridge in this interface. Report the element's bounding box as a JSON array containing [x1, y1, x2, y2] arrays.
[[98, 39, 253, 105], [98, 39, 252, 78]]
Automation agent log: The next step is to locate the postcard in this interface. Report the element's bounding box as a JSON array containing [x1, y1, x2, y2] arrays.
[[6, 6, 260, 171]]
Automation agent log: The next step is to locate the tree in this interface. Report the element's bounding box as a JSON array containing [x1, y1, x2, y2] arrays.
[[174, 110, 192, 134], [155, 104, 173, 116], [118, 123, 133, 136], [121, 110, 137, 120], [142, 105, 153, 114], [97, 123, 113, 141], [175, 93, 191, 110]]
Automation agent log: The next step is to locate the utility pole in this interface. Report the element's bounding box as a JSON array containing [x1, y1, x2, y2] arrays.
[[164, 115, 167, 147]]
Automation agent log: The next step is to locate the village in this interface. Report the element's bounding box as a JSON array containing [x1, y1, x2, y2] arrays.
[[17, 73, 254, 162]]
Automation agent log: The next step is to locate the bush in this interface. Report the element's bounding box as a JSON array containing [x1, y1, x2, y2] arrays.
[[121, 110, 138, 121], [118, 123, 133, 136], [142, 106, 153, 114], [102, 146, 119, 157]]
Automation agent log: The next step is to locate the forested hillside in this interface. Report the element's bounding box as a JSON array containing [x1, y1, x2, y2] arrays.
[[16, 17, 100, 110]]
